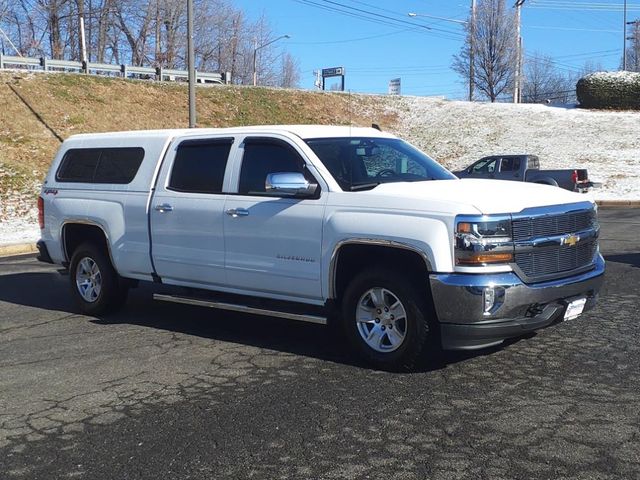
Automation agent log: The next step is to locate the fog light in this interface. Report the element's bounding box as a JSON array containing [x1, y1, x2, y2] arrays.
[[483, 288, 496, 314], [482, 286, 505, 315]]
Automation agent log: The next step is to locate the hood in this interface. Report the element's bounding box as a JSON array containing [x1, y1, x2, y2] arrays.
[[364, 179, 591, 215]]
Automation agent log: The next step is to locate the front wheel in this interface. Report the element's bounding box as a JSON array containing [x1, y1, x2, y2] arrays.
[[69, 243, 128, 316], [341, 268, 434, 371]]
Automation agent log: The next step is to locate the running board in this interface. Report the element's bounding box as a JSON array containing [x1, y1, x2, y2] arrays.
[[153, 294, 328, 325]]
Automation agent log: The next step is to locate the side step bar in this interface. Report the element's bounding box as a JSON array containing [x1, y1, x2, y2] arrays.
[[153, 294, 328, 325]]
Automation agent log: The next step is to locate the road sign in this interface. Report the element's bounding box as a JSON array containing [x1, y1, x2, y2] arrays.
[[322, 67, 344, 77], [388, 78, 401, 96]]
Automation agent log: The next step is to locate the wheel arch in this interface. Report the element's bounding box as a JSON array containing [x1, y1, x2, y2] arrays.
[[328, 240, 433, 301], [532, 177, 559, 187], [62, 221, 114, 267]]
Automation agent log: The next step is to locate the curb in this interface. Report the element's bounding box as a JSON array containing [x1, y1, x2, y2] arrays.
[[595, 200, 640, 208], [0, 243, 37, 258]]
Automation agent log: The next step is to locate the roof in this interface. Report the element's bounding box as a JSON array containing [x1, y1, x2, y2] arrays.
[[65, 125, 397, 142]]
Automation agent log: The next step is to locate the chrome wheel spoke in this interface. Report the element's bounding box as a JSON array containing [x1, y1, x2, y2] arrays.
[[389, 301, 406, 320], [386, 326, 404, 347], [356, 299, 376, 323], [367, 288, 385, 309], [366, 325, 384, 347]]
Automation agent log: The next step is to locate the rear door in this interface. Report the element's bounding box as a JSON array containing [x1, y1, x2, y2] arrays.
[[150, 136, 235, 287], [223, 136, 327, 302], [495, 157, 522, 181]]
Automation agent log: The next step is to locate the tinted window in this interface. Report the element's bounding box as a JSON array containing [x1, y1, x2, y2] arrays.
[[168, 140, 232, 194], [239, 140, 312, 195], [500, 158, 519, 172], [56, 147, 144, 183]]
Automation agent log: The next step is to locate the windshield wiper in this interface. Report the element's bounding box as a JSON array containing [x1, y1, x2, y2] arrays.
[[349, 182, 381, 191]]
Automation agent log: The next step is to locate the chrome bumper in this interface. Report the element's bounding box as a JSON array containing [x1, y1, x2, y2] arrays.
[[429, 254, 605, 350]]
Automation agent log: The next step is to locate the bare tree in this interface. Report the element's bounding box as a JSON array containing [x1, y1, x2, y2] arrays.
[[522, 53, 572, 103], [0, 0, 300, 86], [452, 0, 516, 102], [115, 0, 155, 65], [625, 19, 640, 72], [279, 52, 300, 88]]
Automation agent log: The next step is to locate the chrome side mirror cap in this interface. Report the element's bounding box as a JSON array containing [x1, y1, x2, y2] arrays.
[[265, 172, 318, 197]]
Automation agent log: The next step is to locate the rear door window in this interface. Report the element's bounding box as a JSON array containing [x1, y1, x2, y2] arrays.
[[500, 158, 522, 172], [168, 139, 233, 194], [56, 147, 145, 183]]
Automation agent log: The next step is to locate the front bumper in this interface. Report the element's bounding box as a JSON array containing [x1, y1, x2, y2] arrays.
[[429, 254, 605, 350]]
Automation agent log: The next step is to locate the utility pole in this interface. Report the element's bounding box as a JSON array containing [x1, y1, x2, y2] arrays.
[[514, 0, 526, 104], [628, 20, 640, 71], [187, 0, 196, 128], [469, 0, 476, 101], [623, 0, 628, 70]]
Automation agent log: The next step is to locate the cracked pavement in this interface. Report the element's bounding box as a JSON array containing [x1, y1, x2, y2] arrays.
[[0, 209, 639, 479]]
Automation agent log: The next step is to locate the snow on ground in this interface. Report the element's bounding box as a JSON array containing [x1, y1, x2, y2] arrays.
[[390, 96, 640, 200], [0, 218, 40, 246], [1, 97, 639, 246]]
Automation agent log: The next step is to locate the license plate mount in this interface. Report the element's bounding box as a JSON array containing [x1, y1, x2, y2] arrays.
[[564, 298, 587, 321]]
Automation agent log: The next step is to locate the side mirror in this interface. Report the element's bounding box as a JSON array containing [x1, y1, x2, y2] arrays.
[[265, 172, 318, 197]]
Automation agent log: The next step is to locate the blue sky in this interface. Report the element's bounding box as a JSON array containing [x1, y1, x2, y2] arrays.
[[233, 0, 638, 98]]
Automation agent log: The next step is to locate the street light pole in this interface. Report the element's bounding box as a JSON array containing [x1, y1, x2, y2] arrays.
[[187, 0, 196, 128], [252, 34, 291, 87], [514, 0, 526, 104]]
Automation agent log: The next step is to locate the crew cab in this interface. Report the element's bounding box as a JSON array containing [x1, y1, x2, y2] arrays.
[[37, 126, 605, 370], [453, 154, 594, 192]]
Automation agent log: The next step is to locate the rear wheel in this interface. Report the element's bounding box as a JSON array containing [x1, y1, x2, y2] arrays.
[[69, 243, 128, 315], [342, 268, 434, 371]]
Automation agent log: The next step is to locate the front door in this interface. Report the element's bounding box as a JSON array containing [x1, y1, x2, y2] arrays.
[[223, 137, 326, 302]]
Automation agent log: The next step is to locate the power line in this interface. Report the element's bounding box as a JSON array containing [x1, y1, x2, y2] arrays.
[[292, 0, 465, 42], [527, 25, 621, 33], [289, 28, 418, 45]]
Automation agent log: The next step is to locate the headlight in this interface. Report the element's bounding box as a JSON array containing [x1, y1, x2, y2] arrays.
[[455, 216, 514, 266]]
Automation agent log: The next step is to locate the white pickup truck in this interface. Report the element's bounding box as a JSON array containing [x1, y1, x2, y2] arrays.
[[37, 125, 605, 370]]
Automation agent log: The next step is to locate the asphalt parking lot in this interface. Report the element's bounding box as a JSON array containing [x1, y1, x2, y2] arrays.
[[1, 208, 639, 480]]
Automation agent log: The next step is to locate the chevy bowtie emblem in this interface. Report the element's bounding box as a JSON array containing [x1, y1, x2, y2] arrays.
[[561, 234, 580, 247]]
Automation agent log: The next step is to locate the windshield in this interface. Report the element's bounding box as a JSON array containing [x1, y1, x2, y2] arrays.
[[305, 137, 456, 191]]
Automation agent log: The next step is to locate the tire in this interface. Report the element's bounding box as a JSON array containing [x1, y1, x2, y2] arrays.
[[69, 242, 128, 316], [341, 267, 434, 371]]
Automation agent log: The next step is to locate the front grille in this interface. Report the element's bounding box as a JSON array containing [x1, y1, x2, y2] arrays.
[[515, 239, 598, 279], [512, 208, 598, 281], [512, 209, 596, 241]]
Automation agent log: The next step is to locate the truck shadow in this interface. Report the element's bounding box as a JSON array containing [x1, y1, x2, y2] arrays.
[[0, 270, 510, 372], [603, 252, 640, 268]]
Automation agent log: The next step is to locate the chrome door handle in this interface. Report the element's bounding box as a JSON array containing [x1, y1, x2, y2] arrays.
[[225, 208, 249, 217], [154, 203, 173, 213]]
